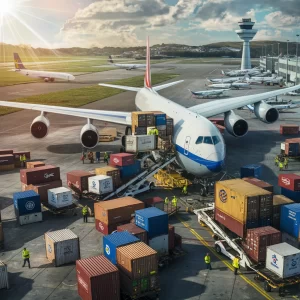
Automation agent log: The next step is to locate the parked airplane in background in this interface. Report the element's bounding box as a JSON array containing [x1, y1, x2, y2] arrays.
[[207, 76, 245, 84], [188, 89, 229, 98], [221, 68, 261, 77], [246, 101, 300, 112], [12, 53, 75, 83], [285, 91, 300, 96], [207, 82, 251, 89], [1, 38, 300, 178], [245, 76, 283, 85], [108, 55, 146, 70]]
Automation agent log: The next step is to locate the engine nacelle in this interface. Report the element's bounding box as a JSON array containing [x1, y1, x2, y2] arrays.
[[30, 115, 50, 139], [80, 123, 99, 149], [224, 110, 248, 137], [254, 101, 279, 124]]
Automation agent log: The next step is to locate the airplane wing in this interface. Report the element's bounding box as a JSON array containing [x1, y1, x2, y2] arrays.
[[0, 101, 131, 125], [188, 84, 300, 118]]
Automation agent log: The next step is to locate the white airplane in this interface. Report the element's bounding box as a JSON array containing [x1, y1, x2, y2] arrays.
[[207, 82, 251, 90], [1, 38, 300, 178], [207, 76, 245, 84], [246, 102, 300, 112], [221, 68, 261, 77], [284, 91, 300, 96], [108, 55, 146, 70], [245, 76, 283, 85], [12, 53, 75, 83], [188, 89, 230, 98]]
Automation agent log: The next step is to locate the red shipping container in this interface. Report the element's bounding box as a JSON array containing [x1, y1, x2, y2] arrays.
[[95, 219, 129, 235], [67, 170, 93, 193], [278, 174, 300, 191], [280, 125, 299, 135], [109, 153, 135, 167], [13, 151, 30, 161], [28, 180, 63, 203], [0, 155, 14, 166], [144, 197, 164, 211], [117, 223, 148, 243], [168, 225, 175, 250], [76, 255, 120, 300], [20, 165, 60, 185], [242, 177, 274, 193], [209, 118, 225, 126], [0, 149, 13, 155]]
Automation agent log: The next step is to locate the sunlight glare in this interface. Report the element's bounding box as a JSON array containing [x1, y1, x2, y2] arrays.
[[0, 0, 15, 15]]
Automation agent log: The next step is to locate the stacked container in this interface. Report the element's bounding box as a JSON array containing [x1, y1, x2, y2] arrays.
[[285, 138, 300, 156], [280, 125, 299, 135], [117, 223, 148, 243], [47, 187, 73, 208], [76, 255, 120, 300], [45, 229, 80, 266], [94, 197, 145, 235], [109, 153, 135, 167], [166, 116, 173, 136], [0, 153, 15, 172], [131, 111, 155, 135], [240, 164, 262, 179], [95, 166, 121, 189], [279, 174, 300, 202], [88, 175, 113, 195], [153, 111, 167, 137], [125, 135, 156, 152], [26, 161, 45, 169], [144, 197, 164, 211], [242, 177, 273, 193], [135, 207, 169, 255], [0, 261, 9, 289], [13, 151, 30, 168], [280, 203, 300, 241], [272, 195, 294, 229], [67, 170, 93, 194], [282, 231, 300, 249], [20, 165, 60, 185]]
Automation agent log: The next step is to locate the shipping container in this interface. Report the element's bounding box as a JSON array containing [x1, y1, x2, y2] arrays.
[[278, 174, 300, 191], [88, 175, 113, 195], [168, 225, 175, 250], [76, 255, 120, 300], [18, 212, 43, 226], [48, 187, 73, 208], [166, 116, 173, 125], [132, 112, 156, 128], [153, 112, 166, 126], [95, 166, 121, 189], [13, 190, 41, 216], [149, 234, 169, 255], [240, 164, 262, 179], [66, 170, 93, 193], [280, 203, 300, 239], [27, 180, 62, 203], [117, 160, 141, 179], [0, 154, 14, 166], [157, 125, 167, 131], [45, 229, 80, 267], [280, 125, 299, 135], [95, 219, 128, 235], [175, 233, 182, 248], [109, 153, 135, 167], [13, 151, 30, 167], [26, 161, 45, 169], [0, 149, 13, 155], [117, 223, 148, 244], [272, 195, 294, 229], [281, 187, 300, 202], [20, 165, 60, 185], [166, 125, 173, 136], [242, 226, 281, 263], [135, 207, 169, 239], [242, 177, 274, 193], [125, 135, 156, 152], [144, 197, 164, 211], [134, 126, 147, 135], [103, 232, 139, 265], [116, 241, 158, 279], [0, 261, 9, 290], [94, 197, 144, 225], [101, 127, 117, 139], [0, 164, 14, 171], [0, 223, 3, 249], [266, 243, 300, 278], [285, 138, 300, 156], [282, 231, 300, 249]]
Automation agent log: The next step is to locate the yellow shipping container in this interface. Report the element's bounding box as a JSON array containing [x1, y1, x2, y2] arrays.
[[95, 166, 119, 176], [215, 179, 272, 224], [273, 195, 294, 206]]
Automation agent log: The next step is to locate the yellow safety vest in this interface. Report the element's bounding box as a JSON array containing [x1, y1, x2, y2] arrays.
[[172, 197, 177, 206], [19, 155, 23, 162], [279, 162, 283, 168], [153, 129, 159, 135], [104, 152, 109, 159], [204, 255, 211, 264], [82, 207, 88, 215], [164, 197, 169, 204], [22, 155, 26, 161], [22, 250, 30, 259], [232, 258, 239, 268]]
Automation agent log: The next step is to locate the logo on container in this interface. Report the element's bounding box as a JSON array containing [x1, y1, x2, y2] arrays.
[[48, 244, 52, 253], [105, 244, 110, 255], [219, 189, 227, 203], [44, 173, 54, 179], [103, 180, 111, 189], [99, 221, 104, 231], [92, 181, 96, 188], [271, 254, 279, 269], [113, 158, 119, 164], [25, 201, 35, 210], [291, 259, 297, 268], [281, 177, 290, 186]]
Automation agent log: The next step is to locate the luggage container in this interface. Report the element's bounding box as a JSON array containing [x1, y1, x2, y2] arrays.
[[19, 212, 43, 226], [272, 195, 294, 229], [26, 161, 45, 169], [48, 187, 73, 208], [157, 125, 167, 131], [45, 229, 80, 267], [242, 177, 273, 193], [280, 125, 299, 135], [66, 170, 93, 193], [103, 232, 139, 265], [282, 231, 300, 249], [240, 164, 262, 179], [0, 261, 9, 289], [280, 203, 300, 239], [118, 160, 141, 179], [109, 153, 135, 167], [135, 207, 169, 239], [144, 197, 164, 211], [95, 219, 127, 235], [95, 166, 121, 189], [168, 225, 175, 250], [281, 187, 300, 202], [94, 197, 144, 225], [20, 165, 60, 185], [149, 234, 169, 255], [125, 135, 156, 152], [153, 111, 166, 126], [88, 175, 113, 195], [0, 149, 13, 155], [266, 243, 300, 278], [278, 174, 300, 191], [158, 129, 167, 137], [0, 154, 14, 166], [13, 190, 42, 216], [117, 223, 148, 243], [285, 139, 300, 156], [76, 255, 120, 300], [116, 241, 158, 279]]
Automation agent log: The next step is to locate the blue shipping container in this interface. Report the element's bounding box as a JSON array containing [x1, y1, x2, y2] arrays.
[[135, 207, 169, 239], [281, 187, 300, 202], [240, 164, 262, 179], [287, 143, 299, 157], [280, 203, 300, 239], [155, 114, 166, 126], [13, 190, 41, 216], [103, 231, 139, 265], [118, 160, 141, 179]]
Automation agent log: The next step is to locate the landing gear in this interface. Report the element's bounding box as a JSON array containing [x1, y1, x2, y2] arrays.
[[193, 177, 214, 197]]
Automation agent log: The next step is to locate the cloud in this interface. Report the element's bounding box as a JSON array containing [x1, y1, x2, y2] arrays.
[[254, 29, 282, 40], [265, 11, 300, 30]]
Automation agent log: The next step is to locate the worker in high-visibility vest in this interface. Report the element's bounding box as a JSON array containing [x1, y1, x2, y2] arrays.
[[284, 157, 289, 169], [22, 247, 31, 268], [182, 185, 188, 195], [103, 152, 109, 165], [148, 128, 154, 135], [19, 155, 24, 167], [153, 127, 159, 135], [164, 197, 169, 205], [171, 196, 177, 207], [279, 161, 284, 171], [232, 255, 240, 275], [274, 156, 279, 166], [82, 205, 88, 223], [204, 253, 212, 270]]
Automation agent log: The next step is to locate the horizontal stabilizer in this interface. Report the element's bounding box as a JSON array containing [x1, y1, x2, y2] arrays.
[[99, 83, 141, 92], [153, 80, 184, 91]]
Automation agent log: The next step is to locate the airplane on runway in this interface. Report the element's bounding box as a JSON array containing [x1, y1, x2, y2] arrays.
[[188, 89, 229, 98], [108, 55, 146, 70], [207, 76, 245, 84], [221, 68, 263, 77], [1, 38, 300, 178], [207, 82, 251, 89], [12, 53, 75, 83]]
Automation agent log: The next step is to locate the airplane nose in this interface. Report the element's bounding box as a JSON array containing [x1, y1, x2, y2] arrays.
[[205, 152, 224, 173]]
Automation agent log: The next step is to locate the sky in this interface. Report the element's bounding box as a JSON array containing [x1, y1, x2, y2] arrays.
[[1, 0, 300, 48]]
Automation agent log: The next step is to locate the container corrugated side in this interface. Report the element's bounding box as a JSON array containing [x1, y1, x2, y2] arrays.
[[67, 170, 93, 193], [18, 212, 43, 226], [76, 255, 120, 300], [272, 195, 294, 229], [281, 187, 300, 202], [116, 242, 158, 279], [117, 223, 148, 244], [242, 177, 273, 193], [280, 203, 300, 239], [13, 190, 42, 216], [109, 153, 135, 167], [278, 174, 300, 191], [95, 219, 128, 235], [46, 229, 78, 242], [0, 261, 9, 289], [240, 164, 262, 179]]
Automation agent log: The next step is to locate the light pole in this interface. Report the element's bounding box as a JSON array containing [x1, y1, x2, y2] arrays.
[[286, 40, 289, 84], [278, 43, 280, 56], [271, 44, 274, 73], [296, 34, 299, 85], [278, 43, 280, 75]]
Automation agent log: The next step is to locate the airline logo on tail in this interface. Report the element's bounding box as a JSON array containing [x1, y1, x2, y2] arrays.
[[13, 53, 26, 70], [144, 36, 152, 89]]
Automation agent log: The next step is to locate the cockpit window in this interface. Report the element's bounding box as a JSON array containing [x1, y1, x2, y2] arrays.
[[195, 136, 203, 144], [212, 136, 221, 145], [203, 136, 213, 144]]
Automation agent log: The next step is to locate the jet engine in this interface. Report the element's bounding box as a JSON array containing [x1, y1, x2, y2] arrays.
[[254, 101, 279, 124], [224, 110, 248, 137], [80, 123, 99, 149], [30, 115, 50, 139]]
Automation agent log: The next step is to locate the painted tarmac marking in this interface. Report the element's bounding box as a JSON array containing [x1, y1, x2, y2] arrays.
[[177, 216, 275, 300]]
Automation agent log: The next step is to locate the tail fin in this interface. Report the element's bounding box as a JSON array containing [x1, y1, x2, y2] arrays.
[[108, 55, 114, 64], [14, 53, 26, 70], [221, 70, 225, 76], [144, 36, 152, 89]]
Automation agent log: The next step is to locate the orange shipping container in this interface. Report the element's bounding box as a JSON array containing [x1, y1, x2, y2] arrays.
[[94, 197, 144, 225], [280, 125, 299, 135], [116, 242, 158, 279], [26, 161, 45, 169], [95, 166, 121, 188]]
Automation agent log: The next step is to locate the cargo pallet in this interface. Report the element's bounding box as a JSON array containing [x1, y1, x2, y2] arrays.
[[42, 203, 77, 215], [154, 169, 191, 188]]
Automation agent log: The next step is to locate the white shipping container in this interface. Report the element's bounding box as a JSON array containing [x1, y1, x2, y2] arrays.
[[281, 142, 286, 151], [125, 135, 156, 152], [48, 187, 73, 208], [0, 261, 9, 289], [149, 234, 169, 255], [88, 175, 113, 195], [266, 243, 300, 278], [45, 229, 80, 267], [19, 212, 42, 226]]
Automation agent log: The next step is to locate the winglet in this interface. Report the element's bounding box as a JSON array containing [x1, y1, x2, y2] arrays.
[[13, 53, 26, 70], [144, 36, 152, 89]]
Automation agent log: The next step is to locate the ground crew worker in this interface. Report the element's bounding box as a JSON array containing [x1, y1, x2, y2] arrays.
[[153, 127, 159, 135], [171, 196, 177, 207], [274, 156, 279, 166], [284, 157, 289, 169], [232, 255, 240, 275], [22, 247, 31, 268], [164, 197, 169, 205], [96, 151, 101, 163], [182, 185, 188, 195], [88, 151, 94, 163], [82, 205, 88, 223], [279, 161, 284, 171], [103, 152, 109, 165], [148, 128, 154, 135], [204, 253, 212, 270], [19, 155, 24, 167], [81, 151, 86, 164]]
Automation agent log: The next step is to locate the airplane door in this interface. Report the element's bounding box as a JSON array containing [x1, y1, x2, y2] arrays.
[[184, 136, 191, 155]]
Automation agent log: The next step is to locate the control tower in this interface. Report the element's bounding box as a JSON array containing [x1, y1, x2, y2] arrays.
[[235, 18, 257, 70]]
